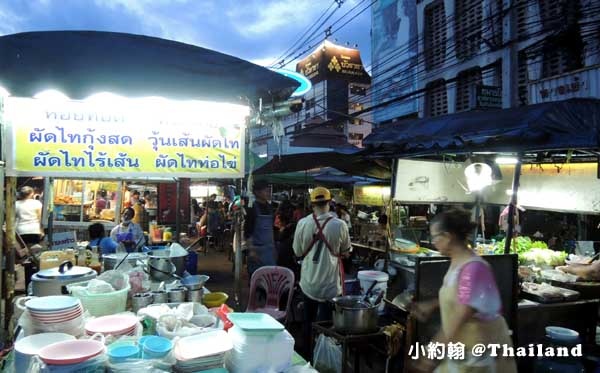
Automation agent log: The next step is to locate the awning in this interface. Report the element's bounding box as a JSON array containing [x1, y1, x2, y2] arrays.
[[363, 98, 600, 157], [0, 31, 299, 103], [253, 150, 391, 180]]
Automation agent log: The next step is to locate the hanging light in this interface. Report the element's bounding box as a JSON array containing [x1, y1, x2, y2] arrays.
[[464, 162, 493, 192]]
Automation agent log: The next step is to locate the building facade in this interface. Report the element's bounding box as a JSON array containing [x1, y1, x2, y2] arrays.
[[371, 0, 600, 123], [250, 40, 372, 159]]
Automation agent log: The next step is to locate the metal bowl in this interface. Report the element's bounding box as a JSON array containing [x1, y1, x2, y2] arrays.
[[180, 275, 209, 290]]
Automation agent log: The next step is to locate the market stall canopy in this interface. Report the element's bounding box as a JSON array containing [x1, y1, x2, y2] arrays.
[[363, 98, 600, 157], [0, 31, 299, 103], [253, 148, 391, 180]]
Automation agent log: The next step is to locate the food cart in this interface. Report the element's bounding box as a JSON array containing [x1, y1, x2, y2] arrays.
[[0, 30, 307, 371], [361, 97, 600, 371]]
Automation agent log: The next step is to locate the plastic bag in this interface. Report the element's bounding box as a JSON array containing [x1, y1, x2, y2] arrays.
[[86, 279, 115, 294], [98, 270, 129, 290], [285, 364, 319, 373], [156, 314, 213, 339], [313, 334, 342, 373]]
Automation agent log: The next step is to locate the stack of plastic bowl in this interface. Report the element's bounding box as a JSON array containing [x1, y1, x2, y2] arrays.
[[107, 341, 140, 363], [140, 336, 173, 359]]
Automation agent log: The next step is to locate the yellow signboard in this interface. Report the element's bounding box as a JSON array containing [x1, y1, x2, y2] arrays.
[[353, 185, 391, 206], [4, 96, 248, 178]]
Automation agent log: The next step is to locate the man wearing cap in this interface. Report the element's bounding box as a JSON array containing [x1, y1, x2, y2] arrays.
[[244, 180, 276, 277], [293, 186, 351, 356]]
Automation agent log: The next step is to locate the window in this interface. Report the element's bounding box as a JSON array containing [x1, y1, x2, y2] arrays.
[[425, 0, 447, 70], [455, 67, 483, 112], [454, 0, 483, 60], [517, 50, 529, 106], [539, 0, 565, 30], [425, 79, 448, 117], [350, 85, 367, 96]]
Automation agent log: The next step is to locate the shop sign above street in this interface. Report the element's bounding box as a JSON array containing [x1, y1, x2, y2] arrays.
[[3, 96, 248, 178]]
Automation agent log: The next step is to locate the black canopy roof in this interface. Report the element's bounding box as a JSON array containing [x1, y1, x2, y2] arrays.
[[0, 31, 299, 103], [363, 98, 600, 157], [253, 149, 391, 180]]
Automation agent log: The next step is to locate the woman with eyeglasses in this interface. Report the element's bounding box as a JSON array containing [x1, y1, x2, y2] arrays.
[[411, 208, 517, 373]]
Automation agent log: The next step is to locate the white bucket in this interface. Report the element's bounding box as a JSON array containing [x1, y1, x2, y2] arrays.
[[357, 270, 389, 313]]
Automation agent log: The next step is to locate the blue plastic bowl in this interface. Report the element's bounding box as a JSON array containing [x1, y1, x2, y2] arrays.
[[141, 336, 172, 359], [107, 343, 140, 363]]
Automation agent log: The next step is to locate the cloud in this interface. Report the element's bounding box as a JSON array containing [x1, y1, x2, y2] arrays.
[[0, 0, 372, 67], [227, 0, 320, 36]]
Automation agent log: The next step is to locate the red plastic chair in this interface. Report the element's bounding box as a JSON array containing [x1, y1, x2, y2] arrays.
[[246, 266, 295, 323]]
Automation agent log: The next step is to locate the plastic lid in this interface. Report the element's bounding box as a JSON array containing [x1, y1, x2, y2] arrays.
[[357, 270, 389, 282], [36, 262, 94, 279]]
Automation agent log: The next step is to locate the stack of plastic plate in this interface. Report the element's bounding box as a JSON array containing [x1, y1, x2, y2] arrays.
[[173, 330, 232, 372], [26, 296, 83, 325], [84, 314, 138, 337]]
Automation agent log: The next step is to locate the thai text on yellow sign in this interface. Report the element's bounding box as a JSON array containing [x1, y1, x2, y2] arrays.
[[353, 185, 391, 206], [4, 96, 248, 178]]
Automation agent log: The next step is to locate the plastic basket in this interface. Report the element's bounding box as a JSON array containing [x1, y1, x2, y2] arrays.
[[68, 278, 130, 317]]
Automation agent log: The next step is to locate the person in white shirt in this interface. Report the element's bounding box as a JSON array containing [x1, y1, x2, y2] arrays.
[[293, 186, 350, 357], [16, 186, 44, 245]]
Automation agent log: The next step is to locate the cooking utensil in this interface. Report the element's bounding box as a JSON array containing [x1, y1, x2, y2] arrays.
[[151, 290, 168, 304], [168, 287, 187, 303], [132, 292, 153, 313], [180, 275, 210, 290], [363, 280, 378, 302], [31, 261, 97, 296], [331, 295, 379, 334], [187, 289, 203, 302], [585, 252, 600, 264], [103, 252, 147, 271], [146, 249, 187, 281]]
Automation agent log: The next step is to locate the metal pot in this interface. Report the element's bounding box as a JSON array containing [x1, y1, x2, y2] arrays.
[[331, 295, 379, 334], [146, 259, 177, 282], [147, 249, 186, 279], [31, 261, 97, 296], [103, 252, 147, 271]]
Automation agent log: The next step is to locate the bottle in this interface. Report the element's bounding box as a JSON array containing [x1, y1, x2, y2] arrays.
[[89, 246, 102, 275], [163, 228, 173, 242]]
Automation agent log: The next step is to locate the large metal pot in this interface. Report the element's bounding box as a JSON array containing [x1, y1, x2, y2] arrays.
[[31, 261, 97, 296], [146, 249, 187, 281], [331, 295, 379, 334], [103, 252, 148, 271]]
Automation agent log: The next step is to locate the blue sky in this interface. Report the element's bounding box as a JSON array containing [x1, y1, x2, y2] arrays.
[[0, 0, 372, 68]]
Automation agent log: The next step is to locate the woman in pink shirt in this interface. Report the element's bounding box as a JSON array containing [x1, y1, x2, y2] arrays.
[[412, 208, 517, 373]]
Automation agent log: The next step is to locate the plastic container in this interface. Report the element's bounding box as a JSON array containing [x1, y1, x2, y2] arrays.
[[14, 333, 75, 372], [357, 270, 389, 313], [203, 292, 229, 308], [140, 336, 172, 359], [107, 342, 140, 363], [68, 274, 130, 317], [533, 327, 584, 373]]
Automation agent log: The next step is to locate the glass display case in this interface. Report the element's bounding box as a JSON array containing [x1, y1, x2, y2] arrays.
[[45, 178, 123, 227]]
